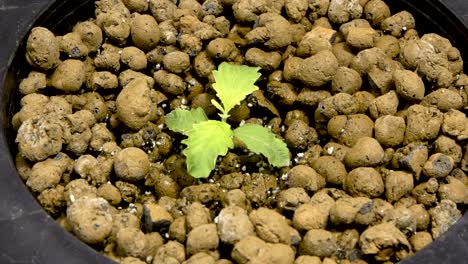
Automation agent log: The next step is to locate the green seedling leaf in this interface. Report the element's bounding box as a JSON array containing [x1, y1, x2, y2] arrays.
[[182, 120, 234, 178], [165, 63, 290, 179], [234, 124, 290, 167], [165, 108, 208, 135], [210, 99, 225, 115], [212, 62, 261, 120]]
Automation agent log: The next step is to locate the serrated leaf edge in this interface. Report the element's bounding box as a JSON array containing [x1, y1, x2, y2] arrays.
[[233, 124, 290, 168]]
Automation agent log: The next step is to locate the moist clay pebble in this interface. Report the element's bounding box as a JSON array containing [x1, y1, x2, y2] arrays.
[[114, 147, 150, 181], [66, 197, 113, 244], [25, 27, 60, 70], [12, 0, 468, 262]]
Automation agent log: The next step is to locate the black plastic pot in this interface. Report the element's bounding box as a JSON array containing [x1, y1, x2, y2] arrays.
[[0, 0, 467, 263]]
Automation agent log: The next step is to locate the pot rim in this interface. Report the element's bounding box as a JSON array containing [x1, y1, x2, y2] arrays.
[[0, 0, 466, 263]]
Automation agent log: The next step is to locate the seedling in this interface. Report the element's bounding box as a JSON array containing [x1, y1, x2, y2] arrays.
[[165, 62, 290, 178]]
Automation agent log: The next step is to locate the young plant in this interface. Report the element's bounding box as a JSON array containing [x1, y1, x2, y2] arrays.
[[165, 62, 290, 178]]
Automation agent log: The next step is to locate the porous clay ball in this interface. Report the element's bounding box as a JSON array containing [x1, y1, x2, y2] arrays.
[[284, 0, 308, 22], [88, 71, 119, 90], [345, 137, 385, 168], [329, 196, 373, 225], [429, 200, 462, 239], [412, 178, 439, 206], [381, 11, 415, 37], [277, 188, 310, 211], [162, 51, 191, 74], [58, 32, 89, 59], [94, 43, 121, 71], [245, 48, 282, 71], [327, 0, 363, 24], [359, 223, 410, 255], [353, 91, 375, 113], [344, 167, 384, 197], [364, 0, 390, 26], [399, 39, 453, 88], [18, 71, 47, 95], [206, 38, 237, 60], [50, 59, 86, 92], [152, 240, 186, 263], [116, 227, 147, 259], [244, 13, 293, 49], [300, 229, 337, 257], [223, 189, 251, 210], [284, 120, 318, 150], [16, 116, 63, 162], [66, 197, 113, 244], [95, 2, 131, 44], [345, 27, 378, 50], [123, 0, 149, 12], [217, 206, 255, 244], [442, 109, 468, 141], [332, 42, 355, 67], [286, 165, 326, 192], [249, 207, 300, 245], [26, 27, 60, 70], [394, 69, 425, 100], [284, 110, 310, 127], [438, 176, 467, 204], [97, 183, 122, 205], [169, 217, 187, 243], [409, 232, 433, 252], [116, 79, 153, 130], [295, 256, 322, 264], [327, 114, 374, 146], [293, 203, 329, 230], [186, 224, 219, 255], [311, 156, 347, 185], [318, 93, 359, 118], [12, 94, 72, 128], [119, 69, 155, 87], [404, 105, 443, 143], [350, 47, 386, 75], [121, 46, 147, 71], [422, 88, 463, 111], [368, 90, 399, 119], [374, 115, 406, 147], [409, 204, 430, 231], [231, 236, 295, 263], [434, 135, 463, 163], [131, 13, 160, 51], [37, 185, 66, 217], [153, 70, 186, 96], [73, 21, 103, 52], [331, 67, 362, 94], [375, 35, 400, 57], [114, 147, 150, 181], [26, 153, 72, 193], [296, 26, 336, 57], [64, 179, 98, 206], [284, 50, 339, 87], [111, 212, 141, 239], [384, 170, 414, 202], [422, 153, 454, 178]]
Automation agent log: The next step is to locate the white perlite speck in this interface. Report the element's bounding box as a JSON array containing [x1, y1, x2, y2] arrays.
[[281, 173, 289, 181]]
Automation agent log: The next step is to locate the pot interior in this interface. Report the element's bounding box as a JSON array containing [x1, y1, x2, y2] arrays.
[[1, 0, 467, 263]]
